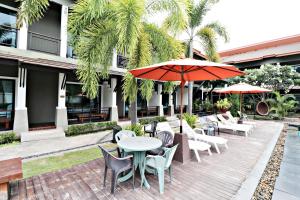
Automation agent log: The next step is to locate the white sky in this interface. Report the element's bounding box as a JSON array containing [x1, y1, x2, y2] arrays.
[[201, 0, 300, 51]]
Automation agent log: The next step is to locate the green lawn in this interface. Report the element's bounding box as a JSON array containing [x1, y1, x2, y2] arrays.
[[0, 141, 20, 148], [23, 143, 116, 178]]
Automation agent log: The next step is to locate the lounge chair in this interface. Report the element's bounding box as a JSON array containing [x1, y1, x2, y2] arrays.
[[182, 120, 228, 154], [207, 115, 252, 137], [226, 111, 256, 127], [157, 121, 211, 162], [217, 114, 254, 132]]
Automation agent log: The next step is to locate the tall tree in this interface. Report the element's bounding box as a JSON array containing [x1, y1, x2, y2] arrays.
[[17, 0, 189, 124], [164, 0, 229, 114]]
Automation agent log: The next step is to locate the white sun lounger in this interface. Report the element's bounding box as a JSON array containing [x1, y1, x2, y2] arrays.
[[217, 114, 254, 132], [207, 115, 252, 137], [157, 121, 211, 162], [182, 120, 228, 154], [225, 111, 256, 127]]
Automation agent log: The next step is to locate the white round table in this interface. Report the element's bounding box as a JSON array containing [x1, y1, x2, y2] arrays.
[[118, 137, 162, 188]]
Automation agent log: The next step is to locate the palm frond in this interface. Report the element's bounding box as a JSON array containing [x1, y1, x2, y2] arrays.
[[189, 0, 219, 28], [17, 0, 49, 27], [123, 72, 138, 103], [196, 26, 220, 62], [163, 81, 177, 93], [140, 80, 154, 101], [205, 21, 229, 42], [144, 23, 184, 62], [113, 0, 144, 55], [150, 0, 190, 35], [68, 0, 110, 47]]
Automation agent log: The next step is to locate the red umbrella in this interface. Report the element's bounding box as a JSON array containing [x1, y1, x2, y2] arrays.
[[129, 58, 244, 133], [215, 82, 271, 112]]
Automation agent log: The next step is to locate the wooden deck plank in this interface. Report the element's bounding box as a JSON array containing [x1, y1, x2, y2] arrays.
[[10, 121, 283, 200]]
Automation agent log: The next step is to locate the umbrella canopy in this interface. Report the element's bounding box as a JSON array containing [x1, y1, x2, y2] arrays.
[[129, 58, 244, 133], [215, 82, 271, 94], [130, 58, 243, 82], [215, 82, 271, 112]]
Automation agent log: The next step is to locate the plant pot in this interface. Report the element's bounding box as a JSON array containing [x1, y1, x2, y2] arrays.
[[219, 108, 228, 113]]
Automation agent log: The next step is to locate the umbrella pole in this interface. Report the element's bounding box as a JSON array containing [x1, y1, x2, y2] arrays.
[[180, 80, 184, 133]]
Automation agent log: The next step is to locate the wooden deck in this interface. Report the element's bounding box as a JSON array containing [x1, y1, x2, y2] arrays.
[[9, 121, 283, 200]]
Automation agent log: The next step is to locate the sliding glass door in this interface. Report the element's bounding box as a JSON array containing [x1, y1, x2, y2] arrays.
[[0, 79, 15, 130]]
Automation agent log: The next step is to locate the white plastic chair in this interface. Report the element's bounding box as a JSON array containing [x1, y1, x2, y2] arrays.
[[226, 111, 256, 127], [182, 120, 228, 154]]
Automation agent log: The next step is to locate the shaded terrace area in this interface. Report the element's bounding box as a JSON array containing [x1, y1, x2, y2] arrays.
[[10, 121, 283, 200]]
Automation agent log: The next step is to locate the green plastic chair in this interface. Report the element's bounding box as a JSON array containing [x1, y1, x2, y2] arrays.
[[144, 144, 178, 194]]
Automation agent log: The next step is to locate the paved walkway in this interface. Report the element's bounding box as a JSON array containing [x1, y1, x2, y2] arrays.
[[0, 130, 113, 161], [272, 126, 300, 200], [10, 120, 283, 200]]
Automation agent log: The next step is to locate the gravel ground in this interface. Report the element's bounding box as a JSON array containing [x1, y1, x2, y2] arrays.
[[251, 124, 288, 200]]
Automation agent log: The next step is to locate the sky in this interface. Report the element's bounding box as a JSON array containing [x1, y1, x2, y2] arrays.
[[188, 0, 300, 51]]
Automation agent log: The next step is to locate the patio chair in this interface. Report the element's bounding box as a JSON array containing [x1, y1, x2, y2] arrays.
[[182, 120, 228, 154], [144, 144, 178, 194], [147, 131, 174, 156], [144, 120, 158, 137], [207, 115, 252, 137], [115, 130, 136, 156], [238, 111, 248, 120], [98, 145, 135, 194], [226, 111, 256, 127]]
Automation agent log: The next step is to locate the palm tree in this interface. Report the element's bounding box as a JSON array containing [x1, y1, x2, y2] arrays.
[[17, 0, 189, 124], [164, 0, 229, 114], [266, 92, 298, 119]]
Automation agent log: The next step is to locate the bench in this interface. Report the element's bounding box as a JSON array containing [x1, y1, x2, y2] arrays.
[[0, 158, 22, 199], [77, 113, 108, 123]]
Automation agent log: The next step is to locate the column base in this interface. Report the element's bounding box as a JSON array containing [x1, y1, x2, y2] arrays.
[[55, 107, 68, 129], [158, 105, 164, 116], [173, 133, 191, 164], [13, 108, 29, 135], [110, 106, 119, 122], [168, 105, 174, 116]]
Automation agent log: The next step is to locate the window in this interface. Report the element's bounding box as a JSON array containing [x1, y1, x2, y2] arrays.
[[66, 84, 109, 124], [0, 7, 17, 47], [0, 79, 15, 130]]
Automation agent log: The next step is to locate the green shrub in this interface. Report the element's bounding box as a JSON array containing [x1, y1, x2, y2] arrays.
[[139, 116, 167, 125], [182, 113, 198, 128], [228, 94, 240, 117], [125, 123, 144, 136], [65, 121, 117, 137], [0, 132, 18, 145]]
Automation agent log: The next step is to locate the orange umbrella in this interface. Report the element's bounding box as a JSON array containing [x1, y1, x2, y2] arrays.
[[129, 58, 244, 133], [215, 82, 271, 112]]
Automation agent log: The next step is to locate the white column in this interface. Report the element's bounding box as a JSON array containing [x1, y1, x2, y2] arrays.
[[168, 92, 174, 116], [112, 48, 118, 68], [157, 84, 164, 116], [60, 5, 68, 57], [17, 20, 28, 50], [102, 78, 118, 121], [14, 67, 28, 134], [55, 73, 68, 129], [57, 73, 66, 108]]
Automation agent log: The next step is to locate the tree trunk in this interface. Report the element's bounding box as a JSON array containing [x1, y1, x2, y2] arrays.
[[130, 101, 138, 125], [187, 36, 194, 114]]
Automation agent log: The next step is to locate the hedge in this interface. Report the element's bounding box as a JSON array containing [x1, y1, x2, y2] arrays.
[[0, 132, 19, 145], [65, 121, 117, 137], [139, 116, 167, 125]]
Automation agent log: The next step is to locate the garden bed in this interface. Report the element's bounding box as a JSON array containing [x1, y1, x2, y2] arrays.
[[251, 124, 287, 200]]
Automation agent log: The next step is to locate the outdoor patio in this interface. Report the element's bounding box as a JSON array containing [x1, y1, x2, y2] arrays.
[[9, 120, 283, 200]]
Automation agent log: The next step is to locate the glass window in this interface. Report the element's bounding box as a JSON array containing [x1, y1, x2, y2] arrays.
[[0, 79, 14, 130], [0, 7, 17, 47], [66, 84, 108, 124]]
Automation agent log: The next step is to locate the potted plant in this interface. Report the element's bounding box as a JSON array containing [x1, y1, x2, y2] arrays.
[[216, 98, 232, 113]]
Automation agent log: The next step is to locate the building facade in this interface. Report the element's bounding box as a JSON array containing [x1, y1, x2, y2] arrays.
[[0, 0, 198, 134]]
